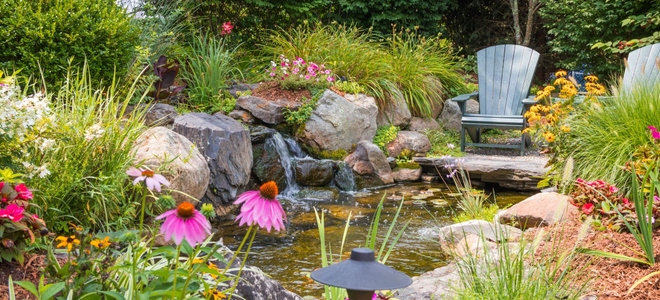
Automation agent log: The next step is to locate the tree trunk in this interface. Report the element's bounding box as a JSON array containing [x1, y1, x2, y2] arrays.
[[510, 0, 523, 44], [522, 0, 542, 47]]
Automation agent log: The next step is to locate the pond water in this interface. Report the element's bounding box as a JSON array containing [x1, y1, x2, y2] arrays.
[[216, 183, 530, 298]]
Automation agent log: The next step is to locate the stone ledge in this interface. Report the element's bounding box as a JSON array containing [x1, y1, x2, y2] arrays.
[[414, 154, 549, 191]]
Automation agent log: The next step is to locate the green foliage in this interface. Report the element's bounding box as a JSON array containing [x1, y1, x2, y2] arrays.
[[305, 147, 349, 160], [539, 0, 657, 75], [333, 80, 365, 95], [373, 125, 400, 154], [0, 0, 140, 87], [27, 66, 147, 232], [452, 204, 502, 223], [329, 0, 456, 37], [453, 221, 592, 300], [554, 82, 660, 193], [424, 129, 463, 157], [592, 0, 660, 54], [181, 34, 242, 112], [388, 30, 469, 117], [267, 55, 335, 91], [283, 89, 324, 126], [394, 161, 420, 170]]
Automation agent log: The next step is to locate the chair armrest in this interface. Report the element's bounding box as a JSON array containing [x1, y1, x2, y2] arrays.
[[450, 92, 479, 114], [522, 95, 538, 112]]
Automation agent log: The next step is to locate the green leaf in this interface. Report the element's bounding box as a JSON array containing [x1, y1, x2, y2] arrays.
[[576, 248, 651, 265], [40, 282, 66, 300], [628, 270, 660, 294], [97, 291, 126, 300]]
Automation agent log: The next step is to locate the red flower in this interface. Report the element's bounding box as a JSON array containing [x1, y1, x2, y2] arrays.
[[582, 203, 595, 215], [0, 204, 24, 222], [14, 183, 32, 200], [221, 22, 234, 36]]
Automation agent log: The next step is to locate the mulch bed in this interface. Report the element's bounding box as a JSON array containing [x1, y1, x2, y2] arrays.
[[536, 217, 660, 300], [252, 81, 311, 103], [0, 254, 47, 300]]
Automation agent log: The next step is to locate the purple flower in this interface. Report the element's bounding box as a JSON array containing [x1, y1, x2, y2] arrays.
[[156, 201, 211, 246], [126, 167, 170, 192], [234, 181, 286, 232]]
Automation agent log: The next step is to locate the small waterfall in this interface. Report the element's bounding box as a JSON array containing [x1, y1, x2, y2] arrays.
[[283, 135, 307, 158], [270, 132, 300, 196]]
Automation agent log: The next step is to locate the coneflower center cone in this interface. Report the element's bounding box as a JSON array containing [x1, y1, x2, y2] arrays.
[[176, 202, 195, 218], [259, 181, 278, 200], [141, 170, 155, 177]]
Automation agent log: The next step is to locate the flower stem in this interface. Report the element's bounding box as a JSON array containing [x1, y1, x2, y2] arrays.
[[227, 227, 258, 300], [138, 188, 148, 237], [223, 225, 253, 276], [172, 242, 181, 299]]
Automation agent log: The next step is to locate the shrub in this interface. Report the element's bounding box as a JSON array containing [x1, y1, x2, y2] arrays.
[[373, 125, 400, 154], [555, 82, 660, 192], [181, 34, 241, 112], [0, 0, 140, 87], [261, 23, 400, 106], [27, 66, 147, 232], [424, 129, 463, 157], [387, 30, 469, 117]]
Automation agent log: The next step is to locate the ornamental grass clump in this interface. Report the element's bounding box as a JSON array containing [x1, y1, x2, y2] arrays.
[[555, 81, 660, 192]]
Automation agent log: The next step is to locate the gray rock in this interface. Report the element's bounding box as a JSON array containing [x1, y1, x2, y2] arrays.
[[145, 103, 178, 126], [386, 131, 432, 158], [228, 109, 255, 123], [394, 264, 459, 300], [439, 99, 479, 132], [131, 127, 209, 204], [251, 127, 288, 191], [414, 154, 548, 191], [297, 186, 340, 200], [430, 99, 444, 119], [333, 162, 357, 191], [344, 141, 393, 188], [499, 192, 578, 230], [236, 95, 300, 125], [293, 157, 334, 187], [173, 113, 252, 205], [392, 167, 422, 182], [227, 82, 260, 98], [299, 90, 377, 153], [387, 157, 397, 169], [376, 98, 412, 127], [408, 117, 441, 132], [438, 220, 522, 246]]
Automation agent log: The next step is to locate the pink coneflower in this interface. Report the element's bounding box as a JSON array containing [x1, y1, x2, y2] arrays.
[[126, 167, 170, 192], [0, 204, 24, 222], [14, 183, 32, 200], [234, 181, 286, 232], [156, 201, 211, 246]]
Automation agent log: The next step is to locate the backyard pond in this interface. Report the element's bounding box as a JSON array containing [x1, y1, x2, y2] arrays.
[[216, 183, 530, 297]]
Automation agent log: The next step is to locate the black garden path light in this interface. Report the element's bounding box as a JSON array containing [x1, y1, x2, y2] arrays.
[[311, 248, 413, 300]]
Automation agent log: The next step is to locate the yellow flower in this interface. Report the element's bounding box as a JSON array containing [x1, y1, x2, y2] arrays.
[[560, 125, 571, 133], [90, 236, 111, 249], [585, 74, 599, 82], [69, 223, 83, 232], [55, 235, 80, 252], [205, 289, 227, 300], [543, 132, 556, 143], [555, 70, 567, 78], [191, 258, 205, 264]]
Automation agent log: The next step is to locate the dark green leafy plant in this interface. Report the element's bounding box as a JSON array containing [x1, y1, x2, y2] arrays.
[[0, 0, 140, 87], [147, 55, 186, 101]]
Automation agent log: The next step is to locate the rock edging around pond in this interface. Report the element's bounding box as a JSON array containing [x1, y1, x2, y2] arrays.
[[395, 192, 577, 299]]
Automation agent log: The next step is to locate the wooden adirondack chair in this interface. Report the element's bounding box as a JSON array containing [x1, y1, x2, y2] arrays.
[[622, 42, 660, 90], [452, 44, 540, 155]]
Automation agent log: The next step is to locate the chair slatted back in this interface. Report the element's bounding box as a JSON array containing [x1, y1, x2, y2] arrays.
[[477, 45, 540, 116], [623, 43, 660, 90]]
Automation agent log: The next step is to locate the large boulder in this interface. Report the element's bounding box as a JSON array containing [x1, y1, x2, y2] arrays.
[[344, 141, 393, 188], [236, 95, 300, 125], [394, 264, 459, 300], [299, 90, 378, 153], [376, 98, 412, 127], [131, 127, 209, 204], [125, 103, 179, 127], [293, 157, 335, 187], [392, 167, 422, 182], [439, 99, 479, 132], [333, 162, 357, 191], [250, 126, 289, 191], [408, 117, 441, 132], [438, 220, 522, 246], [173, 113, 252, 206], [498, 192, 578, 230], [385, 131, 432, 158]]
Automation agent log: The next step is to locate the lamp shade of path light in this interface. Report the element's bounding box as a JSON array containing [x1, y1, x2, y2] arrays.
[[311, 248, 413, 300]]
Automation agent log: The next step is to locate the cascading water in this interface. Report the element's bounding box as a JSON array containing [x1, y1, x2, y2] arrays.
[[283, 135, 307, 158], [269, 132, 301, 196]]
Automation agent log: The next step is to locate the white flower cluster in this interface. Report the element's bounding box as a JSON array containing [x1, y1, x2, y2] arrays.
[[0, 79, 53, 141]]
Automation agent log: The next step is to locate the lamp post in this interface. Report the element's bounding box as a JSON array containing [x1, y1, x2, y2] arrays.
[[311, 248, 413, 300]]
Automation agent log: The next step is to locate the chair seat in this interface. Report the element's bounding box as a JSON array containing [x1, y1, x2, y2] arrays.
[[462, 115, 524, 128]]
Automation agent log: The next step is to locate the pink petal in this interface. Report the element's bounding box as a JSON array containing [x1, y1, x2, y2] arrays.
[[153, 174, 170, 187], [156, 209, 176, 220], [126, 167, 142, 177]]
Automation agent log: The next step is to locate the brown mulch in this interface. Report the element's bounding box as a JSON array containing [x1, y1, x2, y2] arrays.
[[535, 217, 660, 300], [0, 254, 47, 300], [252, 81, 311, 102]]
